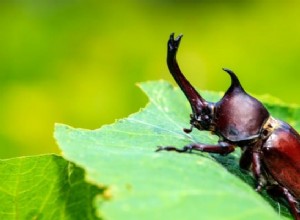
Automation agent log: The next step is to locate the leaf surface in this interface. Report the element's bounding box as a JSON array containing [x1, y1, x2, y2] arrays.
[[55, 80, 296, 220], [0, 155, 101, 220]]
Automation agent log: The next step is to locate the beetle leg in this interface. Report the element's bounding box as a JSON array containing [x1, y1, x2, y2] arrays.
[[267, 185, 300, 220], [239, 147, 252, 171], [252, 151, 266, 192], [156, 141, 235, 155]]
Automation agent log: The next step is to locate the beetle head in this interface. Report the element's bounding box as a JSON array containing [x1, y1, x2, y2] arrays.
[[183, 102, 215, 133], [167, 33, 270, 141], [167, 33, 213, 133]]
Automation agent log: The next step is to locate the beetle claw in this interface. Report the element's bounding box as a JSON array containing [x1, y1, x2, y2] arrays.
[[155, 146, 164, 152], [255, 185, 262, 192]]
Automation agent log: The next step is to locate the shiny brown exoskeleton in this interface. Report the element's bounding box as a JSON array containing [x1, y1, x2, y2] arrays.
[[157, 33, 300, 220]]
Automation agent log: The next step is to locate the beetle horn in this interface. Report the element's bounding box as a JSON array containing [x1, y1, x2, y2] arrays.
[[222, 68, 244, 93], [167, 33, 207, 116]]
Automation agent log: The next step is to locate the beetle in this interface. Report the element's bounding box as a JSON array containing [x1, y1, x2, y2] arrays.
[[156, 33, 300, 220]]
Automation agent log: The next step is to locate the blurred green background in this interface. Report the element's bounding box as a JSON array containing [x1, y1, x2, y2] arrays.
[[1, 0, 300, 158]]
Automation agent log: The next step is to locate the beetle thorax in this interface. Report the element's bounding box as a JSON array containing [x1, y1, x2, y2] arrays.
[[214, 89, 270, 142]]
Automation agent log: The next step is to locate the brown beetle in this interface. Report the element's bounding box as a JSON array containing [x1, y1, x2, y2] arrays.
[[157, 33, 300, 220]]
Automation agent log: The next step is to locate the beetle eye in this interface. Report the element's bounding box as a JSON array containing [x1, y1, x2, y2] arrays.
[[202, 115, 209, 120]]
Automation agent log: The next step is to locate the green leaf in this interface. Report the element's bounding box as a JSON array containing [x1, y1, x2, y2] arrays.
[[0, 155, 101, 220], [55, 80, 294, 220]]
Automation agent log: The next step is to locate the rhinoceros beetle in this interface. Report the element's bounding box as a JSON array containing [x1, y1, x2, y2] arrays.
[[156, 33, 300, 220]]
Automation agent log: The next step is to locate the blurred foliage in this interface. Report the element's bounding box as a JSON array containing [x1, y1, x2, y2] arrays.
[[1, 0, 300, 158]]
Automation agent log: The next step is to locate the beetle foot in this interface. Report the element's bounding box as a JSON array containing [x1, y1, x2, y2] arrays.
[[255, 183, 264, 192], [255, 185, 262, 192], [168, 33, 183, 54], [155, 145, 192, 153], [155, 146, 165, 152]]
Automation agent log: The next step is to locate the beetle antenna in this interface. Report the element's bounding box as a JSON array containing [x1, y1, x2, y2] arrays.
[[167, 33, 207, 116]]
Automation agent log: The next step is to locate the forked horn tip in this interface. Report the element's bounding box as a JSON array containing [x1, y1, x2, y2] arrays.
[[170, 33, 183, 40]]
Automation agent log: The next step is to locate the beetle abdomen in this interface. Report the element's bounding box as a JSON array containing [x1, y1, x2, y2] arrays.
[[262, 120, 300, 199]]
